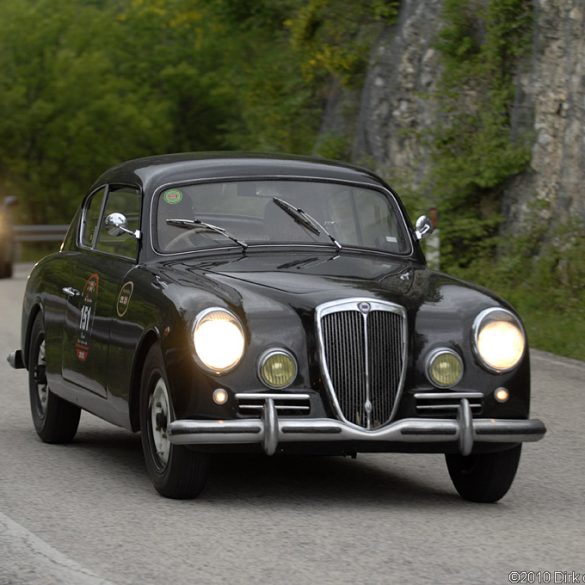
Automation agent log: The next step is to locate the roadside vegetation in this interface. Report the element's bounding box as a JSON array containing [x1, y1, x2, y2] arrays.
[[427, 0, 585, 360], [0, 0, 582, 359]]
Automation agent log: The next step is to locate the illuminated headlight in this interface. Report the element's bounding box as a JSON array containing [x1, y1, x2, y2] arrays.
[[473, 308, 526, 373], [426, 348, 464, 388], [258, 349, 297, 389], [193, 308, 245, 373]]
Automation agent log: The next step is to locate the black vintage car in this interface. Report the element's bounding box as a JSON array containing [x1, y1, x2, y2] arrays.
[[8, 153, 546, 501]]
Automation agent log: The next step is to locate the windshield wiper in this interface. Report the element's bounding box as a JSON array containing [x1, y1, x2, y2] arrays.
[[166, 218, 248, 251], [272, 196, 342, 251]]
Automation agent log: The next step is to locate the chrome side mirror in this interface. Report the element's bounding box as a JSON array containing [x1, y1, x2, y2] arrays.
[[415, 215, 433, 240], [104, 212, 141, 240]]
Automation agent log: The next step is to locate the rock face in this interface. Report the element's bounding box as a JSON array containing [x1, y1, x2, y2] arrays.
[[348, 0, 585, 229], [504, 0, 585, 228], [353, 0, 443, 197]]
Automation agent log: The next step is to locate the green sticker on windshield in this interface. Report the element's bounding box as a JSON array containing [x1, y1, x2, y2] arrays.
[[163, 189, 183, 204]]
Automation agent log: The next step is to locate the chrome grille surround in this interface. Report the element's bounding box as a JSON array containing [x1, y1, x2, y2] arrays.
[[315, 298, 408, 430]]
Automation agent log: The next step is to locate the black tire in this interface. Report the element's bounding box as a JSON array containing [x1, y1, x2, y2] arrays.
[[446, 445, 522, 503], [4, 261, 12, 278], [28, 314, 81, 443], [140, 344, 208, 499]]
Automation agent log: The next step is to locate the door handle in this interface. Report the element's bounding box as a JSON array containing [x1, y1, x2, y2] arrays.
[[62, 287, 80, 297]]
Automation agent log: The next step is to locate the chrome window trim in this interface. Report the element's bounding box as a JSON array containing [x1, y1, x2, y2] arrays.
[[471, 307, 526, 374], [148, 175, 414, 257], [256, 348, 299, 390], [78, 185, 108, 250], [424, 347, 464, 389], [315, 297, 408, 431], [191, 307, 246, 375]]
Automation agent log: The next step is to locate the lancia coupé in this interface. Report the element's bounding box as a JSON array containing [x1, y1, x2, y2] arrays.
[[8, 153, 546, 501]]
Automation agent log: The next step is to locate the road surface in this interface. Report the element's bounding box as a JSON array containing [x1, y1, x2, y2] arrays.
[[1, 264, 583, 585]]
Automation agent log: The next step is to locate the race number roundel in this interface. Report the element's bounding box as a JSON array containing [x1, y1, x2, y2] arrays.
[[75, 273, 99, 362], [116, 281, 134, 317]]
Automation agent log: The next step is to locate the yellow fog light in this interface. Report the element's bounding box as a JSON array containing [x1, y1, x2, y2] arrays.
[[473, 308, 525, 373], [193, 308, 245, 373], [258, 349, 298, 389], [426, 349, 464, 388]]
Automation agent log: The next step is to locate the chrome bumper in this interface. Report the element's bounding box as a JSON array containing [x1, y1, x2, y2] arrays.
[[167, 394, 546, 456]]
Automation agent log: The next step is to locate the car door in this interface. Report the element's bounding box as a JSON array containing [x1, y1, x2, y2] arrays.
[[62, 185, 141, 398]]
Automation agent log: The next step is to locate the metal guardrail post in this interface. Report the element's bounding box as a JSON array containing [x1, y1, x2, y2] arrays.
[[12, 225, 69, 261]]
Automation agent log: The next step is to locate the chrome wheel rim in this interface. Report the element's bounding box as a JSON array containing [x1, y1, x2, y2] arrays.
[[36, 340, 48, 416], [149, 377, 171, 468]]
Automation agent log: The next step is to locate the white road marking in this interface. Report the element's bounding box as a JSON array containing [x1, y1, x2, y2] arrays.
[[0, 511, 117, 585]]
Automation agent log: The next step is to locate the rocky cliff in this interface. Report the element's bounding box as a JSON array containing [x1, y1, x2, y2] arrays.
[[343, 0, 585, 232]]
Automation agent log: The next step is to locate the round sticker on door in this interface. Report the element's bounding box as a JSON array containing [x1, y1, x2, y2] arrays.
[[116, 281, 134, 317], [75, 273, 99, 362], [162, 189, 183, 204]]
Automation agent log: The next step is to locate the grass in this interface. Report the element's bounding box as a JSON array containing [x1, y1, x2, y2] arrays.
[[506, 292, 585, 361]]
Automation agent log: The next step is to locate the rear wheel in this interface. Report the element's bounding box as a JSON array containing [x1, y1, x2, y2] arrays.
[[140, 344, 208, 499], [445, 445, 522, 503], [28, 314, 81, 443]]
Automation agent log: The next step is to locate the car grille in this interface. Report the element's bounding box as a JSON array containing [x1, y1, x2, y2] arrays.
[[317, 299, 407, 429], [236, 393, 311, 417], [414, 392, 484, 417]]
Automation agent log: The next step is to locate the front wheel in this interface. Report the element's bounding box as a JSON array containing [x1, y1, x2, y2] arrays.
[[28, 314, 81, 443], [446, 445, 522, 503], [140, 345, 208, 499]]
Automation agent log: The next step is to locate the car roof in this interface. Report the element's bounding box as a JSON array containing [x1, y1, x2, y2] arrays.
[[90, 152, 386, 194]]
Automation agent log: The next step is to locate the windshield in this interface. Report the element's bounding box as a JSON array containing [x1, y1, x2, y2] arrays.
[[155, 180, 411, 254]]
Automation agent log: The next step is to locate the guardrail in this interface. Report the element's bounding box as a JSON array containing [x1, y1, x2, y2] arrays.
[[13, 225, 69, 243]]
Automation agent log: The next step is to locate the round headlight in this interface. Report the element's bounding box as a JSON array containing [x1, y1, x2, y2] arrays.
[[258, 349, 297, 389], [193, 308, 245, 373], [426, 348, 464, 388], [473, 308, 525, 372]]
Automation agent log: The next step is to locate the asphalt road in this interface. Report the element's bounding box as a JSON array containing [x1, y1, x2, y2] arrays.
[[0, 264, 583, 585]]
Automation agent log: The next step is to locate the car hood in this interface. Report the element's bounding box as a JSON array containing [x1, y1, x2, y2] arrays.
[[159, 250, 504, 318]]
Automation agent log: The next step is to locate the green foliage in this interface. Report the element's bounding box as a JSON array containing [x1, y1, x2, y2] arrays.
[[286, 0, 400, 86], [0, 0, 180, 222], [429, 0, 532, 271], [0, 0, 401, 223], [314, 132, 352, 160]]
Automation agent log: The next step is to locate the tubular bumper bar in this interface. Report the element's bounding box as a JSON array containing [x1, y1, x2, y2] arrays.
[[167, 396, 546, 456]]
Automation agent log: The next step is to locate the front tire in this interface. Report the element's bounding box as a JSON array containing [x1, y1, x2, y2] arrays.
[[446, 445, 522, 503], [140, 344, 208, 499], [28, 314, 81, 443]]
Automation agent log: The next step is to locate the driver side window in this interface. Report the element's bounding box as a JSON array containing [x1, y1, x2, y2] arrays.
[[95, 186, 141, 259]]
